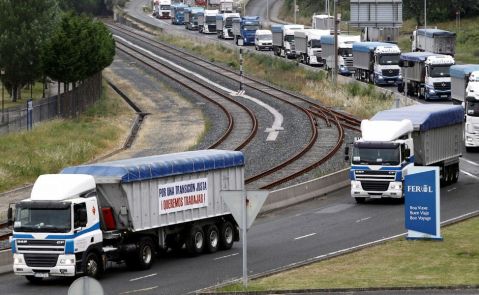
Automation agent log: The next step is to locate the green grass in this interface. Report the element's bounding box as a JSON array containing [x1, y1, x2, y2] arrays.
[[217, 217, 479, 292], [0, 82, 46, 109], [0, 82, 131, 192]]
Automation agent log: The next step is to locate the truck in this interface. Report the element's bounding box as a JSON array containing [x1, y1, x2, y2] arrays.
[[361, 27, 399, 43], [198, 9, 218, 34], [321, 34, 360, 76], [352, 42, 402, 85], [254, 29, 273, 51], [411, 29, 456, 56], [216, 12, 240, 39], [218, 0, 233, 13], [8, 150, 243, 281], [171, 3, 188, 25], [156, 0, 172, 19], [348, 104, 464, 203], [232, 16, 261, 46], [294, 29, 330, 66], [397, 52, 455, 100], [184, 7, 204, 30], [271, 24, 305, 59], [450, 64, 479, 150], [312, 14, 336, 34]]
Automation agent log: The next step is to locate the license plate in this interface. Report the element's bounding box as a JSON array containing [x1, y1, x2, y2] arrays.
[[388, 81, 394, 83], [441, 95, 448, 98], [34, 273, 49, 278]]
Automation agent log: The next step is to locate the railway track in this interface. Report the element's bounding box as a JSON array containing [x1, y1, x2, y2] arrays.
[[108, 22, 361, 189]]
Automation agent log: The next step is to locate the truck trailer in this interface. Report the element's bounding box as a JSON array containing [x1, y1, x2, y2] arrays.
[[271, 24, 305, 59], [349, 104, 463, 203], [184, 7, 204, 30], [9, 150, 243, 281], [398, 52, 455, 100], [361, 27, 399, 43], [216, 12, 240, 39], [450, 64, 479, 150], [352, 42, 402, 85], [293, 29, 330, 66], [232, 16, 261, 46], [411, 29, 456, 56], [198, 9, 219, 33], [321, 34, 360, 76], [311, 14, 336, 34]]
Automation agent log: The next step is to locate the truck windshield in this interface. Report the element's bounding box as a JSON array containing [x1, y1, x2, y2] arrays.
[[429, 65, 450, 77], [466, 100, 479, 117], [225, 17, 234, 27], [378, 54, 400, 65], [284, 35, 294, 42], [310, 39, 321, 48], [244, 25, 260, 31], [338, 48, 352, 57], [14, 202, 71, 233], [352, 143, 400, 165], [205, 16, 216, 23], [257, 34, 271, 40], [160, 5, 170, 10]]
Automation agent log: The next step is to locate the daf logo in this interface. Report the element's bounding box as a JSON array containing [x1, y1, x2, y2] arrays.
[[407, 185, 433, 193], [56, 240, 65, 245], [16, 240, 27, 244]]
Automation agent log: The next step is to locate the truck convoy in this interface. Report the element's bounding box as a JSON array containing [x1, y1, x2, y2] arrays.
[[293, 29, 330, 66], [254, 29, 273, 51], [9, 150, 243, 281], [411, 28, 456, 56], [349, 104, 463, 203], [216, 12, 240, 39], [321, 34, 360, 76], [450, 64, 479, 151], [232, 16, 261, 46], [271, 24, 305, 58], [198, 9, 218, 34], [398, 52, 455, 100], [171, 3, 188, 25], [352, 42, 402, 85], [184, 7, 204, 30]]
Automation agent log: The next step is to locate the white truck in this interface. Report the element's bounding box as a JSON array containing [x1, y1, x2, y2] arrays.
[[271, 24, 305, 59], [361, 27, 399, 43], [198, 9, 219, 34], [312, 14, 336, 34], [254, 29, 273, 51], [352, 42, 402, 85], [216, 12, 240, 39], [156, 0, 172, 19], [348, 104, 464, 203], [398, 52, 455, 100], [184, 7, 204, 30], [218, 0, 233, 12], [450, 64, 479, 151], [8, 150, 243, 281], [321, 34, 360, 76], [411, 28, 456, 56], [293, 29, 330, 66]]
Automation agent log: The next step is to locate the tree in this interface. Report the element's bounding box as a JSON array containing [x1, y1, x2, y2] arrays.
[[0, 0, 60, 101]]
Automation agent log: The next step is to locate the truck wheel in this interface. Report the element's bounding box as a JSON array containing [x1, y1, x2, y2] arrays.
[[219, 221, 234, 250], [137, 237, 155, 270], [25, 275, 43, 284], [204, 224, 219, 253], [83, 252, 102, 278], [186, 225, 205, 255], [452, 165, 459, 183], [355, 197, 366, 204]]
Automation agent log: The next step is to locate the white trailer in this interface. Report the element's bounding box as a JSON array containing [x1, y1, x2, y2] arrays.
[[311, 14, 336, 33], [9, 150, 244, 281], [321, 34, 360, 75], [411, 29, 456, 56], [219, 0, 233, 12], [361, 27, 399, 43], [271, 24, 304, 59], [294, 29, 330, 66]]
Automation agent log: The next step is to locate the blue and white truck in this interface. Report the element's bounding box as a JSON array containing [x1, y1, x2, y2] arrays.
[[352, 41, 402, 85], [398, 52, 455, 100], [411, 28, 456, 56], [348, 104, 463, 203], [216, 12, 240, 39], [232, 16, 261, 46], [8, 150, 243, 281], [171, 3, 189, 25]]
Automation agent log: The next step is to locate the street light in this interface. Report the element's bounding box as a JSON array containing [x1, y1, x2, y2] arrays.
[[424, 0, 427, 29], [1, 68, 4, 123]]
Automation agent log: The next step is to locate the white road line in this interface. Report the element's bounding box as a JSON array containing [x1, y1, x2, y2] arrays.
[[120, 286, 159, 294], [355, 217, 371, 223], [214, 252, 239, 260], [461, 169, 479, 180], [460, 157, 479, 167], [114, 35, 284, 141], [294, 233, 316, 240], [129, 273, 158, 282]]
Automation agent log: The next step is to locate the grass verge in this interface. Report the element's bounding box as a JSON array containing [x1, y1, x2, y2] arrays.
[[0, 80, 132, 192], [218, 216, 479, 292]]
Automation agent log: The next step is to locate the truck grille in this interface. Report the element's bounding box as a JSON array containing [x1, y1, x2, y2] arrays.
[[24, 253, 59, 267], [355, 170, 396, 180], [344, 57, 353, 67], [360, 181, 390, 192], [207, 24, 216, 31], [433, 82, 451, 91], [382, 69, 399, 77], [16, 239, 65, 254]]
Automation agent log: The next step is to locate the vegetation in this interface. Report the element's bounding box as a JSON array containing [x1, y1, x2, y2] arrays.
[[218, 217, 479, 292]]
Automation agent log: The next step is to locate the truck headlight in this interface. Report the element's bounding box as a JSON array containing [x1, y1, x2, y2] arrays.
[[13, 254, 25, 265], [58, 255, 76, 266], [389, 183, 402, 190], [377, 75, 383, 79], [352, 181, 362, 189], [429, 88, 435, 94]]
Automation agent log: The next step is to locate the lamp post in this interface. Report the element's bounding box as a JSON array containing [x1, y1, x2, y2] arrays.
[[1, 68, 4, 123], [424, 0, 427, 29]]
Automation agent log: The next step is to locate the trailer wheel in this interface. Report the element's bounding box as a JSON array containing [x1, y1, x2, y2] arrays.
[[452, 164, 459, 183], [186, 225, 205, 255], [83, 252, 102, 278], [137, 237, 155, 270], [204, 224, 219, 253], [25, 275, 43, 284], [219, 221, 234, 250]]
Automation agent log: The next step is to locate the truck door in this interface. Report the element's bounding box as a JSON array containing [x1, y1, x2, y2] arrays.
[[72, 198, 102, 254]]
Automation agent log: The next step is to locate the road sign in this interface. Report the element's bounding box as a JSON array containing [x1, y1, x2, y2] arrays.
[[221, 190, 269, 229]]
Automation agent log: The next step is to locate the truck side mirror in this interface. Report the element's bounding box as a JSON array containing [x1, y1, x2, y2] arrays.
[[404, 148, 411, 159], [7, 207, 13, 226]]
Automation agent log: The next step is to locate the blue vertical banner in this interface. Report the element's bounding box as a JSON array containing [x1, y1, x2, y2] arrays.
[[404, 166, 442, 240]]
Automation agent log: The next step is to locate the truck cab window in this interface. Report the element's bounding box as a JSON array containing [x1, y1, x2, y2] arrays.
[[74, 203, 87, 228]]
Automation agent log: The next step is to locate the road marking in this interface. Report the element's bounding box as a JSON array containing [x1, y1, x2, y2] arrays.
[[129, 273, 158, 282], [114, 35, 284, 141], [315, 204, 353, 214], [460, 157, 479, 167], [355, 217, 371, 223], [294, 233, 316, 240], [447, 187, 457, 192], [214, 252, 239, 260], [120, 286, 159, 294], [461, 170, 479, 180]]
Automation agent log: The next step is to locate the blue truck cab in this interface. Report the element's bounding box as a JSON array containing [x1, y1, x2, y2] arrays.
[[232, 16, 261, 46], [171, 3, 188, 25]]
